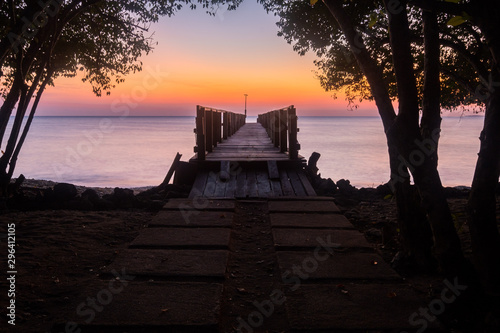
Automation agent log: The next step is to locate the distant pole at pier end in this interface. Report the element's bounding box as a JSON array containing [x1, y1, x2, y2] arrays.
[[244, 94, 248, 118]]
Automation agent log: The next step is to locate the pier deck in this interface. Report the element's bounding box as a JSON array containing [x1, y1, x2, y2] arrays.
[[201, 123, 297, 162]]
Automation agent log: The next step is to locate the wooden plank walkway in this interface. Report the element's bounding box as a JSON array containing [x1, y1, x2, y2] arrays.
[[56, 198, 443, 332], [188, 167, 316, 199], [189, 122, 312, 198], [203, 123, 294, 161]]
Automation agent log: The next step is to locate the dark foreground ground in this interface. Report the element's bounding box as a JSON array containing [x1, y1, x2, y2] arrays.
[[0, 180, 499, 332]]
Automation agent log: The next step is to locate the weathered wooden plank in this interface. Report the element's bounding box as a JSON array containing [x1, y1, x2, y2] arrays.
[[188, 171, 208, 199], [207, 153, 287, 157], [163, 153, 182, 184], [279, 169, 295, 196], [268, 200, 340, 213], [219, 160, 230, 181], [246, 170, 258, 197], [214, 174, 227, 198], [270, 213, 353, 229], [130, 228, 231, 249], [150, 210, 233, 227], [256, 170, 272, 197], [105, 249, 229, 278], [287, 169, 307, 196], [277, 252, 400, 280], [204, 171, 217, 197], [267, 160, 280, 179], [235, 171, 247, 198], [284, 284, 430, 331], [163, 199, 235, 211], [272, 229, 371, 249], [298, 171, 317, 196], [225, 171, 237, 198], [270, 179, 283, 197], [206, 157, 292, 162], [66, 282, 224, 328]]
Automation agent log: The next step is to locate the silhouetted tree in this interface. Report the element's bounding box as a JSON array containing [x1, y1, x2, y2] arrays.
[[262, 0, 500, 281], [0, 0, 242, 195], [410, 0, 500, 298]]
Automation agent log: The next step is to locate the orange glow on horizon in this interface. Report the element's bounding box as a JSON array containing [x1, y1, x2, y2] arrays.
[[37, 3, 379, 117]]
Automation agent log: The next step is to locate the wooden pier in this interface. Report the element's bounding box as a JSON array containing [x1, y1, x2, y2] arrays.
[[52, 106, 443, 332], [188, 105, 315, 199]]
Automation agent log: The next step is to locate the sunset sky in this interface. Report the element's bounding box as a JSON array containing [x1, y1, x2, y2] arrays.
[[38, 0, 378, 117]]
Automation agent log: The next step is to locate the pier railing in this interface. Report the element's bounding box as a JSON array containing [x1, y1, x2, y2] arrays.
[[194, 105, 245, 160], [257, 105, 300, 159]]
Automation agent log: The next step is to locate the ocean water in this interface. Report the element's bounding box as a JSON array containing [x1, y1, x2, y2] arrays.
[[6, 115, 485, 188]]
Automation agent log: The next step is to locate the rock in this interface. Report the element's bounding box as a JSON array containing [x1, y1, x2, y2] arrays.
[[42, 188, 55, 202], [53, 183, 78, 201], [365, 228, 382, 239], [93, 198, 115, 211], [316, 178, 337, 196], [443, 186, 470, 198], [376, 183, 393, 197], [81, 188, 99, 204], [336, 179, 357, 196], [111, 187, 138, 208]]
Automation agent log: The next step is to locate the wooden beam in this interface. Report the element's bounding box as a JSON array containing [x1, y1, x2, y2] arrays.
[[195, 106, 205, 160], [219, 160, 230, 181], [267, 160, 280, 179]]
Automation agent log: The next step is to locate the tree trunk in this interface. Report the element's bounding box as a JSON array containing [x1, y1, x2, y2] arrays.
[[383, 0, 465, 275], [323, 0, 436, 270], [389, 139, 435, 270], [467, 84, 500, 296], [421, 9, 441, 169]]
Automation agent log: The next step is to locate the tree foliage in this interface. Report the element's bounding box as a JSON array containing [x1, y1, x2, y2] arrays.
[[0, 0, 243, 192], [261, 0, 486, 111]]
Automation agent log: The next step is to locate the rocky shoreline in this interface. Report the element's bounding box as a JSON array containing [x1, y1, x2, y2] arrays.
[[3, 178, 191, 212]]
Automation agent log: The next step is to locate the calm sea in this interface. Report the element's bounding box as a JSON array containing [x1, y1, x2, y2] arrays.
[[7, 115, 485, 188]]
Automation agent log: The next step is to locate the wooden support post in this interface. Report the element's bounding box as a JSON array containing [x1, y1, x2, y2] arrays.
[[218, 112, 222, 142], [162, 152, 182, 185], [273, 111, 279, 147], [206, 109, 213, 153], [220, 160, 230, 181], [267, 160, 279, 179], [223, 112, 228, 140], [213, 111, 219, 147], [289, 106, 299, 159], [195, 106, 206, 160], [279, 108, 288, 153]]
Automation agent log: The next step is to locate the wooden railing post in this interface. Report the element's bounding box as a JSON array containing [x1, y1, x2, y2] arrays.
[[279, 108, 288, 153], [195, 106, 206, 160], [223, 111, 228, 140], [193, 106, 247, 160], [257, 105, 300, 160], [288, 106, 298, 159], [206, 109, 213, 153], [213, 111, 220, 147], [273, 111, 279, 147]]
